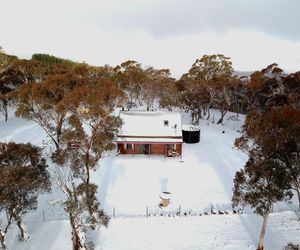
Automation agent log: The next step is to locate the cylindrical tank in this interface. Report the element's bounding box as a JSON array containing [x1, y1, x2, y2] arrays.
[[182, 125, 200, 143]]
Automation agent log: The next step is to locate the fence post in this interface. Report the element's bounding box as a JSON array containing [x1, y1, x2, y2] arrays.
[[42, 210, 45, 222], [113, 208, 115, 218], [179, 205, 181, 216], [146, 206, 148, 218]]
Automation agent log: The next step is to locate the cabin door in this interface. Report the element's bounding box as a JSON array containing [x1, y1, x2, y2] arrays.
[[140, 144, 150, 154]]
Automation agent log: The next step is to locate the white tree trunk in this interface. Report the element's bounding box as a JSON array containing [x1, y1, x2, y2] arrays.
[[258, 212, 269, 250], [70, 214, 85, 250], [16, 218, 27, 241], [0, 228, 7, 249], [294, 188, 300, 213]]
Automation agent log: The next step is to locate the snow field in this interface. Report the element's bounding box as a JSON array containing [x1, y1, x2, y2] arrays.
[[1, 110, 300, 249], [91, 211, 300, 250]]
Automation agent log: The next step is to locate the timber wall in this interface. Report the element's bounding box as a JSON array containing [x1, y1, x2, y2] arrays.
[[118, 143, 182, 155]]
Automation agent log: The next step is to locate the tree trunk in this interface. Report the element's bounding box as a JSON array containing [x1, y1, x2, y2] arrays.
[[207, 108, 210, 120], [4, 103, 8, 122], [16, 218, 25, 241], [197, 108, 202, 121], [4, 99, 7, 122], [236, 103, 239, 117], [85, 163, 90, 185], [37, 121, 60, 152], [0, 212, 14, 250], [129, 97, 133, 110], [257, 212, 269, 250], [54, 140, 60, 152], [56, 123, 62, 146], [69, 214, 83, 250], [217, 110, 227, 124], [0, 99, 8, 122], [83, 152, 95, 220], [191, 111, 194, 123], [296, 189, 300, 212], [0, 229, 7, 250], [83, 162, 95, 220], [34, 116, 60, 152]]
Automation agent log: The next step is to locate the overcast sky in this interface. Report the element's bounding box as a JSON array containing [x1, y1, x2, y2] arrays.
[[1, 0, 300, 77]]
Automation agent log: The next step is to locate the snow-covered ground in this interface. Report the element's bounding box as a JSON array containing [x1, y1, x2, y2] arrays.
[[95, 211, 300, 250], [1, 110, 299, 250], [96, 113, 247, 217]]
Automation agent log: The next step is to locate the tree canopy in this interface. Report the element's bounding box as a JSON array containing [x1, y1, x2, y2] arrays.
[[0, 142, 50, 243]]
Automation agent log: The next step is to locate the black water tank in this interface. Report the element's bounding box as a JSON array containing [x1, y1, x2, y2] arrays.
[[182, 125, 200, 143]]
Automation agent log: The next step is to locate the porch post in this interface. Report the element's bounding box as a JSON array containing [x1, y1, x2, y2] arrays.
[[180, 143, 182, 158], [133, 143, 135, 157]]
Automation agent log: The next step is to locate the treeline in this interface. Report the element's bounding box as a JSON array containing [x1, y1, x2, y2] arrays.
[[31, 53, 76, 66], [1, 52, 299, 126], [0, 51, 299, 249]]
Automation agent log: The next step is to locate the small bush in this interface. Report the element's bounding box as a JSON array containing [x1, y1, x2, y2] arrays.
[[282, 243, 300, 250]]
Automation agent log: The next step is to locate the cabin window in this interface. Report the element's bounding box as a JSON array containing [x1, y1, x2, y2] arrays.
[[166, 144, 176, 150], [164, 120, 169, 126], [125, 143, 133, 150]]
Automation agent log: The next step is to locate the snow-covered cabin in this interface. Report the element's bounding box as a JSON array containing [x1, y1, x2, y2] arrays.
[[117, 111, 182, 156]]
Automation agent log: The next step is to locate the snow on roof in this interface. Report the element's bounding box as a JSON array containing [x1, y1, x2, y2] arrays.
[[182, 125, 200, 131], [118, 111, 182, 140], [159, 192, 171, 200], [116, 137, 182, 143]]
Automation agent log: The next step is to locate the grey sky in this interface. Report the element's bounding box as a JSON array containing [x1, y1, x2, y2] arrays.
[[1, 0, 300, 77], [87, 0, 300, 40]]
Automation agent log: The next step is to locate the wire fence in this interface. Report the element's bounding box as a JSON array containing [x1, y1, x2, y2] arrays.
[[103, 202, 300, 219], [1, 201, 298, 226], [104, 205, 236, 219]]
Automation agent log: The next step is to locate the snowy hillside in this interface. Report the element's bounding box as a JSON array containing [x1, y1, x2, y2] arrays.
[[0, 110, 299, 250]]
